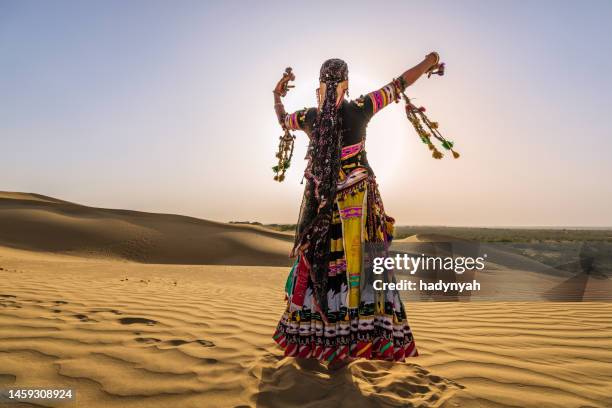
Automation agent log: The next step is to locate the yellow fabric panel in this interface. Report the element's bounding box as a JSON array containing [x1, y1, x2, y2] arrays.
[[337, 187, 367, 308]]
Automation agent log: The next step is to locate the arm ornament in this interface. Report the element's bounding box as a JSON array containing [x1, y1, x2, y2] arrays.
[[396, 77, 459, 159], [272, 67, 297, 182], [394, 57, 459, 159]]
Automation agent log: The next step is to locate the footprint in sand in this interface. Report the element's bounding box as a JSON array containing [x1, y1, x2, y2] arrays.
[[0, 298, 22, 309], [73, 313, 96, 322], [201, 358, 218, 364], [254, 357, 465, 407], [20, 298, 44, 304], [131, 336, 215, 349], [165, 339, 215, 347], [134, 337, 162, 344], [351, 361, 466, 403], [0, 301, 22, 309], [118, 317, 158, 326], [88, 308, 123, 315], [194, 339, 215, 347]]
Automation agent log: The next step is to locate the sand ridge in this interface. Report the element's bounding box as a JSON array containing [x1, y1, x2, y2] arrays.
[[0, 192, 293, 266]]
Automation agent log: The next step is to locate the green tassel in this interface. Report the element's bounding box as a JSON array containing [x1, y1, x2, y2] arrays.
[[272, 165, 279, 173], [442, 140, 454, 150]]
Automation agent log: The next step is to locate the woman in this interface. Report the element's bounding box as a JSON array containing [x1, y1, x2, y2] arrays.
[[272, 53, 442, 368]]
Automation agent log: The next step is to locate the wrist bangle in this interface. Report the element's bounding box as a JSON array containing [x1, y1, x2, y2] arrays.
[[398, 76, 407, 89], [392, 77, 406, 101]]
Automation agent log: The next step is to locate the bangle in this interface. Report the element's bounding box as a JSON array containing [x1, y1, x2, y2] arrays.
[[398, 76, 407, 89], [392, 77, 406, 99]]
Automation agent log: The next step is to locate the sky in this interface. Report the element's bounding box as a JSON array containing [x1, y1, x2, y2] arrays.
[[1, 0, 611, 227]]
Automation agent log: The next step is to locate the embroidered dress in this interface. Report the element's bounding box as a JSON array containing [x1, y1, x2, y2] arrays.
[[273, 84, 418, 364]]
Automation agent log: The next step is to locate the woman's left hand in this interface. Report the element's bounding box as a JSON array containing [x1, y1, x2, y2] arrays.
[[425, 52, 440, 69]]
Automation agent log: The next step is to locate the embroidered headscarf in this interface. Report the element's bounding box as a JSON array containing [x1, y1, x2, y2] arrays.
[[293, 58, 348, 313]]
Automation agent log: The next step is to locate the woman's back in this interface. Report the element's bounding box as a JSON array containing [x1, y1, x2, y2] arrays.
[[288, 86, 397, 146]]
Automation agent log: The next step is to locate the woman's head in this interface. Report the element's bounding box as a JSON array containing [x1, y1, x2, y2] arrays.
[[317, 58, 348, 110]]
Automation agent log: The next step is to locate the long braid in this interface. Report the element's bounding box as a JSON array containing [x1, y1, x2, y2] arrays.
[[293, 59, 348, 313]]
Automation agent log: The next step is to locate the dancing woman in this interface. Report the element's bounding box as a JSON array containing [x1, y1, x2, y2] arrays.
[[272, 53, 443, 368]]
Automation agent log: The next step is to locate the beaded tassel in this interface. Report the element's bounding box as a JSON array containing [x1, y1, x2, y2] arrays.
[[273, 129, 296, 182], [272, 67, 297, 182], [394, 76, 460, 160]]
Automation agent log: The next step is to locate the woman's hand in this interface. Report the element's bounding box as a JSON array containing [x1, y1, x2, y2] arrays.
[[396, 52, 443, 89], [273, 67, 295, 97], [425, 52, 441, 70], [424, 52, 445, 78]]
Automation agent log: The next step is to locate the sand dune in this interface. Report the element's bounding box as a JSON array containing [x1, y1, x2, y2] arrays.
[[1, 193, 611, 407], [0, 192, 293, 266]]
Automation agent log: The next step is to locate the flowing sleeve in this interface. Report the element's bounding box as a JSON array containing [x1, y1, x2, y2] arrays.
[[284, 107, 317, 134], [355, 82, 400, 121]]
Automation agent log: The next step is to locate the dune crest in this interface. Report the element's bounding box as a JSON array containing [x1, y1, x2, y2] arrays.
[[0, 191, 292, 266]]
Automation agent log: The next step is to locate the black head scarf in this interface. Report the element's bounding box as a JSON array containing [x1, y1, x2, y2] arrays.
[[293, 58, 348, 313]]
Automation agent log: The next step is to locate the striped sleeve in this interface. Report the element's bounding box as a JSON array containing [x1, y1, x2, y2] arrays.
[[356, 83, 399, 120], [284, 108, 308, 131]]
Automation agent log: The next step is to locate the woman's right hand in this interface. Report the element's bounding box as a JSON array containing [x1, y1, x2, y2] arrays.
[[273, 67, 295, 97]]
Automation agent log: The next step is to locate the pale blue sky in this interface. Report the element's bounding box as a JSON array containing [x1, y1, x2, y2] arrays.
[[1, 0, 611, 226]]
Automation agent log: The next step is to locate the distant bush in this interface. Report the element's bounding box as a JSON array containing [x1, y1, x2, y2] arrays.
[[229, 221, 263, 226]]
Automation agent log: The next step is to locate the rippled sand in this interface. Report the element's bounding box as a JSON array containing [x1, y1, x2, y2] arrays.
[[1, 249, 610, 408]]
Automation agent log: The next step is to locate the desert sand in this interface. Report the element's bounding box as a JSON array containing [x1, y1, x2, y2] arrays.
[[1, 192, 611, 407]]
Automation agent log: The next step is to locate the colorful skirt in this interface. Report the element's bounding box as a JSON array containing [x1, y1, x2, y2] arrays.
[[273, 173, 418, 364]]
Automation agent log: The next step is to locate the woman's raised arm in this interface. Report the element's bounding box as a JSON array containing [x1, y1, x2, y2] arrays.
[[399, 52, 441, 89], [357, 52, 441, 118], [273, 69, 312, 133]]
